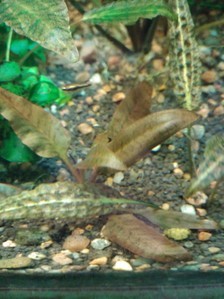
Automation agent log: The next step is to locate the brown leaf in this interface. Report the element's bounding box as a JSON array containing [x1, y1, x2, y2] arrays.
[[108, 109, 198, 167], [0, 87, 71, 160], [76, 144, 127, 171], [102, 214, 191, 262], [107, 82, 153, 139], [136, 207, 219, 230]]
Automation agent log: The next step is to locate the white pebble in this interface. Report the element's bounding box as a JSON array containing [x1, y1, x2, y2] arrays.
[[2, 240, 16, 247], [90, 73, 102, 84], [91, 238, 111, 250], [113, 172, 124, 184], [191, 125, 205, 140], [112, 260, 133, 271], [28, 252, 46, 260], [181, 204, 196, 215], [151, 144, 161, 152]]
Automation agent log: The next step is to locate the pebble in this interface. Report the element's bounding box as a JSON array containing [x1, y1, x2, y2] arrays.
[[211, 254, 224, 262], [112, 92, 125, 102], [168, 144, 175, 151], [185, 192, 208, 206], [201, 70, 217, 83], [152, 59, 164, 71], [112, 260, 133, 271], [151, 144, 161, 152], [52, 252, 73, 265], [208, 247, 221, 254], [40, 240, 53, 249], [2, 240, 17, 247], [196, 208, 207, 217], [80, 40, 96, 63], [198, 231, 212, 241], [113, 172, 124, 184], [217, 62, 224, 71], [184, 241, 194, 248], [77, 123, 93, 135], [197, 103, 210, 118], [28, 252, 46, 260], [164, 228, 191, 240], [0, 256, 32, 269], [63, 234, 90, 252], [173, 168, 184, 178], [161, 203, 170, 210], [89, 257, 108, 266], [190, 125, 205, 140], [91, 238, 111, 250], [180, 204, 196, 215], [135, 264, 151, 271], [213, 105, 224, 116], [90, 73, 102, 84]]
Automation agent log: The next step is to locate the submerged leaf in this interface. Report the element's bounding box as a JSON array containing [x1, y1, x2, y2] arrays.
[[108, 109, 198, 167], [102, 214, 191, 262], [0, 87, 71, 160], [186, 135, 224, 197], [0, 0, 78, 62], [83, 0, 177, 24]]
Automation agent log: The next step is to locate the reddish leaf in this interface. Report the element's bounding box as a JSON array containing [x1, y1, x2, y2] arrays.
[[102, 214, 191, 262]]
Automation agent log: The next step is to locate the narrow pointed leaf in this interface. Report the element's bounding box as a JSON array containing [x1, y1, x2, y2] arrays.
[[102, 214, 191, 262], [167, 0, 202, 110], [0, 0, 78, 62], [107, 81, 153, 139], [186, 135, 224, 197], [109, 109, 198, 167], [0, 87, 71, 159], [136, 207, 218, 230], [83, 0, 177, 24]]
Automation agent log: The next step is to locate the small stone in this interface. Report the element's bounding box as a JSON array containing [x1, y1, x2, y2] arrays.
[[112, 260, 133, 271], [2, 240, 16, 247], [40, 240, 53, 249], [211, 254, 224, 261], [28, 252, 46, 260], [217, 62, 224, 71], [185, 192, 208, 206], [191, 125, 205, 140], [135, 264, 151, 271], [107, 55, 121, 70], [105, 177, 113, 187], [52, 253, 73, 265], [173, 168, 184, 178], [156, 93, 165, 104], [161, 203, 170, 210], [112, 92, 125, 103], [213, 105, 224, 116], [92, 104, 100, 112], [81, 248, 89, 254], [77, 123, 93, 135], [72, 252, 80, 259], [89, 257, 108, 266], [208, 247, 221, 254], [90, 73, 102, 84], [196, 208, 207, 217], [168, 144, 175, 151], [198, 231, 212, 241], [197, 104, 210, 118], [80, 40, 96, 63], [63, 234, 90, 252], [184, 241, 194, 248], [183, 173, 191, 181], [181, 204, 196, 215], [151, 144, 161, 152], [91, 238, 111, 250], [113, 172, 124, 184], [201, 70, 217, 83], [0, 256, 32, 269], [152, 59, 164, 71], [86, 96, 93, 105], [164, 228, 191, 240]]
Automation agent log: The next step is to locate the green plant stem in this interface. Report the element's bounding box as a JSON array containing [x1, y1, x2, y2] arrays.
[[187, 126, 196, 177], [195, 17, 224, 35], [69, 0, 133, 54], [5, 28, 13, 62], [18, 43, 40, 66]]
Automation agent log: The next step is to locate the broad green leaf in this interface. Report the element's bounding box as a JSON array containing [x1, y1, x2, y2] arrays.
[[186, 135, 224, 197], [108, 109, 198, 167], [102, 214, 191, 262], [0, 87, 71, 160], [0, 0, 79, 62], [83, 0, 177, 24], [167, 0, 202, 110], [0, 61, 21, 82], [29, 81, 59, 107]]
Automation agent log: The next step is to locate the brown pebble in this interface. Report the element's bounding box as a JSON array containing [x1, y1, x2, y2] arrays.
[[77, 123, 93, 134], [152, 59, 164, 71], [213, 105, 224, 116], [89, 257, 108, 266], [63, 234, 90, 252], [92, 104, 100, 112], [201, 70, 217, 83], [52, 252, 73, 265], [173, 168, 184, 178], [196, 208, 207, 217], [198, 231, 212, 241], [112, 92, 126, 103]]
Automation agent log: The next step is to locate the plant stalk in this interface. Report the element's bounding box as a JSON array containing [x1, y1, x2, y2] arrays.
[[5, 28, 13, 62]]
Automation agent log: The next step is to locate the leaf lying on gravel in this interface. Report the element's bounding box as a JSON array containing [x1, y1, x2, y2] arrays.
[[0, 87, 71, 161], [186, 134, 224, 197], [83, 0, 177, 24], [0, 0, 78, 62], [77, 82, 198, 170], [102, 214, 191, 262]]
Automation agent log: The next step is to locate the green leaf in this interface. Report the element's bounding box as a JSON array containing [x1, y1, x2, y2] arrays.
[[186, 135, 224, 197], [0, 120, 39, 162], [0, 87, 71, 160], [0, 0, 79, 62], [0, 61, 21, 82], [83, 0, 177, 24], [29, 81, 60, 107]]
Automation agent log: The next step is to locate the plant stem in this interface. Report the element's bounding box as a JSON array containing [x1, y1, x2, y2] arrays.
[[62, 155, 84, 183], [195, 17, 224, 35], [187, 126, 196, 177], [5, 28, 13, 62], [18, 43, 40, 66], [69, 0, 133, 54]]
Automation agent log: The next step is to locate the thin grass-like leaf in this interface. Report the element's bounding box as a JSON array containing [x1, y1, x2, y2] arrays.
[[0, 0, 78, 62], [83, 0, 177, 24]]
